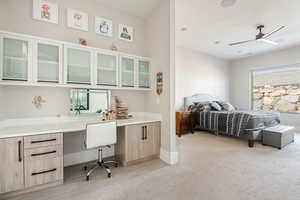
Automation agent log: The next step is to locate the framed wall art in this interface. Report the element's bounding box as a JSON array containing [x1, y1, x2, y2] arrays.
[[32, 0, 58, 24], [67, 8, 89, 31], [119, 24, 133, 42], [95, 16, 113, 37]]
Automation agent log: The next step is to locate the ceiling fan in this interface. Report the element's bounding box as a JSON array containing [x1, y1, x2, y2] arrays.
[[229, 25, 285, 46]]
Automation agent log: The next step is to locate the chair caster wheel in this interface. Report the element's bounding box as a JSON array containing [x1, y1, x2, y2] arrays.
[[86, 176, 89, 181], [108, 173, 111, 178]]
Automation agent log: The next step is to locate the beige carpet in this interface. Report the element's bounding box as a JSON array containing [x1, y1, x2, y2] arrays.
[[6, 132, 300, 200]]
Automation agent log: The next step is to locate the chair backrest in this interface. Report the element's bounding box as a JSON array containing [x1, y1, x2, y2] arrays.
[[86, 121, 117, 149]]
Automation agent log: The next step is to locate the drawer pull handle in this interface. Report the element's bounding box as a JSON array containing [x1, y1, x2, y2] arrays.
[[141, 126, 144, 140], [32, 168, 57, 176], [145, 126, 148, 140], [31, 138, 56, 144], [18, 140, 22, 162], [31, 150, 57, 157]]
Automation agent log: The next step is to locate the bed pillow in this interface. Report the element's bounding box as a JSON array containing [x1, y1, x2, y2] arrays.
[[189, 102, 211, 112], [218, 101, 235, 111], [210, 102, 222, 111]]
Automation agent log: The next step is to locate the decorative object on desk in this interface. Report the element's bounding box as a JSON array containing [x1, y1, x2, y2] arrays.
[[32, 96, 46, 108], [79, 38, 87, 46], [32, 0, 58, 24], [111, 43, 118, 51], [106, 110, 116, 120], [119, 24, 133, 42], [156, 72, 163, 95], [96, 109, 102, 114], [67, 8, 89, 31], [95, 16, 113, 37], [115, 96, 129, 119]]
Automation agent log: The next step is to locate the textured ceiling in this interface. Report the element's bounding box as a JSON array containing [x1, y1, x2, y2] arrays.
[[176, 0, 300, 60]]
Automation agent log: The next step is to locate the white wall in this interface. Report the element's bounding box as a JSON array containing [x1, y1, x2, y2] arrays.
[[0, 0, 147, 56], [175, 47, 230, 110], [1, 86, 70, 119], [0, 0, 149, 118], [230, 46, 300, 131], [145, 0, 177, 164]]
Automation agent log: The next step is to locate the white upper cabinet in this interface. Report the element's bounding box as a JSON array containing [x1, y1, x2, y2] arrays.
[[138, 59, 151, 88], [33, 40, 62, 83], [120, 55, 135, 88], [64, 45, 93, 85], [0, 34, 32, 81], [0, 31, 151, 90], [96, 51, 118, 87]]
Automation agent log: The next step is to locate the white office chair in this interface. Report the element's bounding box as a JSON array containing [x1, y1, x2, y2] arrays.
[[84, 121, 118, 181]]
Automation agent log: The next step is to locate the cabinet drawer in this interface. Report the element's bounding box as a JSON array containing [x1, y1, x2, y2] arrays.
[[24, 133, 62, 149], [24, 145, 63, 161], [25, 157, 63, 188]]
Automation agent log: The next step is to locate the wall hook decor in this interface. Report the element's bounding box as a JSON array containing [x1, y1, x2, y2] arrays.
[[156, 72, 163, 95], [32, 96, 46, 108]]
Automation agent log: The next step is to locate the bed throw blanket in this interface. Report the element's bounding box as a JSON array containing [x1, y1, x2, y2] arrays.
[[198, 110, 280, 137]]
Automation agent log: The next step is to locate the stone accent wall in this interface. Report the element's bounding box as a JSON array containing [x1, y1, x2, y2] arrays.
[[253, 84, 300, 113]]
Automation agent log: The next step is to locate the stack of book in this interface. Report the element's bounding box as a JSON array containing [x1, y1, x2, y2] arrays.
[[116, 102, 129, 119]]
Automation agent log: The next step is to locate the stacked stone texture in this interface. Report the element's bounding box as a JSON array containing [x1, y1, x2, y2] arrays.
[[253, 84, 300, 112]]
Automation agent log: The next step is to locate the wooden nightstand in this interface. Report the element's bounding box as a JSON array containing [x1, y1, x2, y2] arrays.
[[176, 111, 193, 137]]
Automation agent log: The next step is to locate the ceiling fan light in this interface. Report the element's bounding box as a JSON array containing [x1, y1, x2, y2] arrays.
[[221, 0, 236, 8]]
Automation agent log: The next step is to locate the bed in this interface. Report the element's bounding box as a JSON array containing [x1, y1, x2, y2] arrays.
[[184, 94, 281, 147]]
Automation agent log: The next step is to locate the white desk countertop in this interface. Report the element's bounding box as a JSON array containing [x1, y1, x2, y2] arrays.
[[0, 113, 162, 139]]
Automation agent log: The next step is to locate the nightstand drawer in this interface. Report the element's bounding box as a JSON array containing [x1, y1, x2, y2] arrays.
[[25, 157, 63, 188], [24, 133, 62, 149], [176, 111, 193, 137]]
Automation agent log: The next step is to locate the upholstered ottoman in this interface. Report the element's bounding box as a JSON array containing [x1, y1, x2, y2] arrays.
[[262, 125, 295, 149]]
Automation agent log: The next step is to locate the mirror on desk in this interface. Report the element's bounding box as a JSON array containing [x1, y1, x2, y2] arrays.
[[70, 89, 111, 115]]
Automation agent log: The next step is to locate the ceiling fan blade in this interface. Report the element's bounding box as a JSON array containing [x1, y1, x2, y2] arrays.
[[260, 39, 278, 45], [263, 26, 285, 39], [229, 39, 255, 46]]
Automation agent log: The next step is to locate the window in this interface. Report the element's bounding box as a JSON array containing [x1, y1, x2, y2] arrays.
[[251, 64, 300, 113]]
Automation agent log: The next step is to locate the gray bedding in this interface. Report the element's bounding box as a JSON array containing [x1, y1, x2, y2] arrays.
[[193, 110, 280, 137]]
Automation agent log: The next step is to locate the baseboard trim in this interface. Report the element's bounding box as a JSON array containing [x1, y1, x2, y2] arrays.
[[160, 148, 178, 165]]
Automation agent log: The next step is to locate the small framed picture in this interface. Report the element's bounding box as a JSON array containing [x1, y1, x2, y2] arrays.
[[67, 8, 89, 31], [119, 24, 133, 42], [32, 0, 58, 24], [95, 16, 113, 37]]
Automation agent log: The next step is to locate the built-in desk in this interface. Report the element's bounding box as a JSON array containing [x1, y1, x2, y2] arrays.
[[0, 113, 161, 197], [0, 114, 161, 139]]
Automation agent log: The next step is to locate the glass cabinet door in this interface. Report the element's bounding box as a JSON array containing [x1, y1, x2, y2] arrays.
[[37, 43, 59, 82], [97, 53, 117, 86], [2, 37, 28, 81], [138, 60, 150, 88], [66, 47, 91, 84], [121, 56, 135, 87]]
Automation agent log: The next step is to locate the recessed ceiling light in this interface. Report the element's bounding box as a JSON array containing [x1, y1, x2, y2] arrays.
[[181, 27, 188, 31], [221, 0, 237, 8], [214, 41, 220, 45]]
